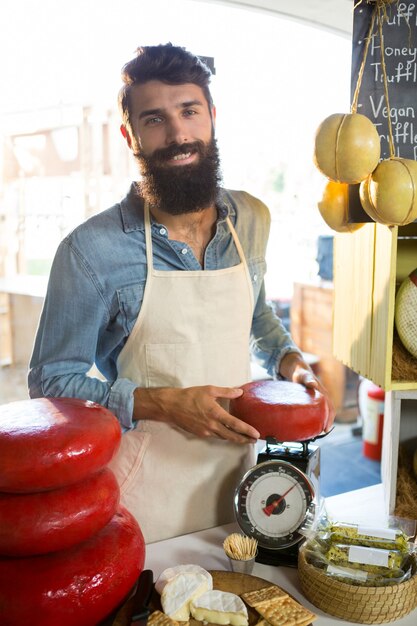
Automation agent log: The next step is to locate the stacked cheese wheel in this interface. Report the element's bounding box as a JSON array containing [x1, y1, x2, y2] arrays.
[[0, 397, 146, 626]]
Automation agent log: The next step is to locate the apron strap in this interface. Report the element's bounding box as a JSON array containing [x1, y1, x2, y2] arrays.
[[226, 215, 246, 265], [144, 200, 253, 310], [144, 202, 153, 272]]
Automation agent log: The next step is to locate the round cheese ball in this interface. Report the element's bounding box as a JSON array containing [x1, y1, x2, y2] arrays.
[[318, 180, 364, 233], [0, 506, 145, 626], [359, 157, 417, 225], [314, 113, 380, 184], [0, 467, 120, 556], [230, 380, 329, 441], [0, 397, 121, 492], [395, 268, 417, 359]]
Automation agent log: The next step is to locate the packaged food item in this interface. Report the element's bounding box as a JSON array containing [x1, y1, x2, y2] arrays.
[[327, 522, 409, 551], [325, 543, 404, 571], [299, 511, 416, 587]]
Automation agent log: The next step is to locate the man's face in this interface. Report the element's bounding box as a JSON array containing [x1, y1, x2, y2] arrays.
[[127, 80, 215, 163], [123, 81, 221, 214]]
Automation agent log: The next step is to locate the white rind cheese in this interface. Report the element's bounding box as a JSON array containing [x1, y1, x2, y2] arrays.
[[156, 564, 213, 595], [161, 572, 211, 621], [190, 590, 249, 626]]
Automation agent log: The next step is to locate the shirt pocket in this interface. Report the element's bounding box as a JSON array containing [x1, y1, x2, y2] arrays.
[[116, 282, 145, 335], [247, 257, 266, 301]]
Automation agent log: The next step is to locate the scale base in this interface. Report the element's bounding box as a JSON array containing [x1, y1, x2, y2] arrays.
[[255, 542, 302, 567]]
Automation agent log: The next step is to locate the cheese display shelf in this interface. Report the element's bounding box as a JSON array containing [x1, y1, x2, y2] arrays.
[[333, 221, 417, 391]]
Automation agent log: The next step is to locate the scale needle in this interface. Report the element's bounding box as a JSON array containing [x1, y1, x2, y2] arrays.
[[262, 484, 297, 516]]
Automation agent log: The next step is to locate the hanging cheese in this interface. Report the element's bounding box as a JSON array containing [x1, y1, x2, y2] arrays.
[[359, 157, 417, 226], [314, 113, 380, 184], [318, 180, 364, 233], [0, 397, 121, 492], [190, 590, 248, 626]]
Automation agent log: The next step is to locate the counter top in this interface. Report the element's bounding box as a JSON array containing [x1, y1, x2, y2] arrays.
[[145, 484, 417, 626]]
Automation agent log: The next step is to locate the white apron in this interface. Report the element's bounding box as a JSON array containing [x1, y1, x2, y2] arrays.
[[109, 202, 255, 544]]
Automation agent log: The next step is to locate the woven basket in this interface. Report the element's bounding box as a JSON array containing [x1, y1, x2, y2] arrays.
[[298, 549, 417, 624]]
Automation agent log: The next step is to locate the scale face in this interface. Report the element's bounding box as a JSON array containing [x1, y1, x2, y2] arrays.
[[234, 459, 315, 551]]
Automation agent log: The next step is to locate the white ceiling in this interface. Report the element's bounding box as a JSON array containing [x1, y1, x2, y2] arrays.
[[192, 0, 355, 37]]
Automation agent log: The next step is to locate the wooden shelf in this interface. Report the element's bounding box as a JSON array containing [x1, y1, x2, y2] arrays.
[[333, 223, 417, 391]]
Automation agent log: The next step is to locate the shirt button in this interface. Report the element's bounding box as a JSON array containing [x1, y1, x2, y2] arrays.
[[159, 227, 167, 235], [253, 274, 258, 282], [181, 248, 188, 255]]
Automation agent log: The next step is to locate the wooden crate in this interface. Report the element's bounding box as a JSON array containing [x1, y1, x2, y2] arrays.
[[291, 282, 349, 415], [333, 222, 417, 391]]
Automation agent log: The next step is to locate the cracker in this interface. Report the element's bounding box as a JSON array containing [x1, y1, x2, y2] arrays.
[[147, 610, 182, 626], [241, 585, 288, 607], [256, 597, 316, 626]]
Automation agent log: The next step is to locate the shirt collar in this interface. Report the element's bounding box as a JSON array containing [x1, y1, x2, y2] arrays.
[[119, 182, 235, 233]]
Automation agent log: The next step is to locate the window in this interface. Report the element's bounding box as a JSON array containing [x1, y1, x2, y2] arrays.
[[0, 0, 351, 402]]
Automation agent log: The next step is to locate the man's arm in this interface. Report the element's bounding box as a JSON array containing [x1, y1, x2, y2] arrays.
[[250, 282, 335, 430], [28, 240, 136, 430], [133, 385, 260, 444]]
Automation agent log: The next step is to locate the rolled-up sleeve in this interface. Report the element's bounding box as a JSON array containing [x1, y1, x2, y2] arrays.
[[250, 281, 302, 379]]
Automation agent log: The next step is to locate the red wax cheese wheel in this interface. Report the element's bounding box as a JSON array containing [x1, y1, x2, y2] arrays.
[[0, 397, 121, 492], [0, 506, 145, 626], [0, 467, 120, 557], [230, 380, 329, 441]]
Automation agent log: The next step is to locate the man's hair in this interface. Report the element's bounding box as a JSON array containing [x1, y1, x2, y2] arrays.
[[118, 43, 213, 132]]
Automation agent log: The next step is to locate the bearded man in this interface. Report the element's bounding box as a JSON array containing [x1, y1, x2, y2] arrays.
[[29, 44, 334, 543]]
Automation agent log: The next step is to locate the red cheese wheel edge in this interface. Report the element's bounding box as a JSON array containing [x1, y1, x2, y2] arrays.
[[0, 467, 120, 557], [230, 380, 329, 440], [0, 506, 145, 626], [0, 397, 122, 492]]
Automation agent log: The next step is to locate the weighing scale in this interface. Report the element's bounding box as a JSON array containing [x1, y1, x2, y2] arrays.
[[234, 432, 329, 567]]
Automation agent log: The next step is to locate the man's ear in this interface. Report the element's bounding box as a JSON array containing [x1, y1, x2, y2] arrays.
[[211, 105, 217, 127], [120, 124, 133, 149]]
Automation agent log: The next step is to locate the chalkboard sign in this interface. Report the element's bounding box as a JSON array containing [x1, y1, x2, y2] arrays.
[[350, 0, 417, 221], [198, 56, 216, 75]]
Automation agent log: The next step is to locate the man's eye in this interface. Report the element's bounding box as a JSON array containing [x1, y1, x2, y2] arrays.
[[145, 116, 163, 125], [183, 109, 197, 117]]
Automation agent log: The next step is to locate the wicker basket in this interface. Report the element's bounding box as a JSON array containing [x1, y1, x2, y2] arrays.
[[298, 549, 417, 624]]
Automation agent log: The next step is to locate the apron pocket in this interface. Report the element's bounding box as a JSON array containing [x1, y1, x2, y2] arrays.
[[108, 429, 151, 495], [145, 344, 179, 387]]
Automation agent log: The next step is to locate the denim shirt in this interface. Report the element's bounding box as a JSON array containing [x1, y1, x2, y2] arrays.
[[28, 183, 301, 429]]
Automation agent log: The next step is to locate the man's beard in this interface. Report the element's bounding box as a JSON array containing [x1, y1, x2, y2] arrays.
[[134, 136, 222, 215]]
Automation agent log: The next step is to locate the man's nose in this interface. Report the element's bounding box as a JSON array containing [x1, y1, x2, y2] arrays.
[[165, 117, 188, 145]]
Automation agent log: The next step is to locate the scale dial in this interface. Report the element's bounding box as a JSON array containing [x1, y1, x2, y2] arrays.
[[234, 460, 315, 550]]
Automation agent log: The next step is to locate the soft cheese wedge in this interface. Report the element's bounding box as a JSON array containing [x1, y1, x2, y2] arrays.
[[190, 590, 249, 626], [156, 564, 213, 595], [161, 572, 211, 621]]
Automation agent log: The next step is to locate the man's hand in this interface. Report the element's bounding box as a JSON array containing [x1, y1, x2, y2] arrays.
[[279, 352, 336, 432], [133, 385, 260, 444]]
